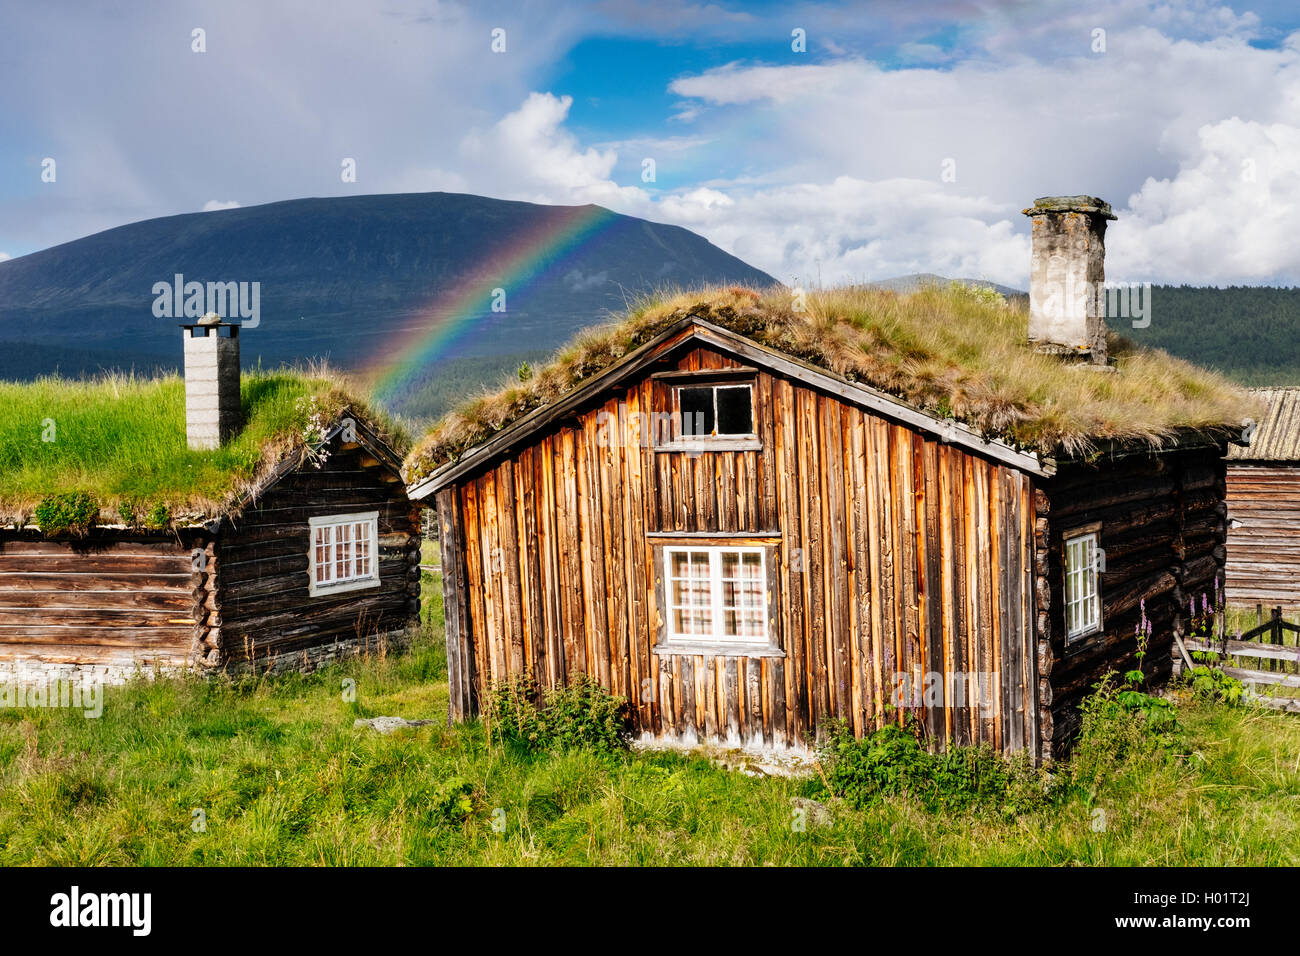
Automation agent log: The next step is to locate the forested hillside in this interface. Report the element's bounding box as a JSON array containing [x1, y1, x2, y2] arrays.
[[1121, 285, 1300, 385]]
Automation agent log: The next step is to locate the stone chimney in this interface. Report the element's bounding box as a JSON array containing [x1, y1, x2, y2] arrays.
[[181, 314, 241, 450], [1023, 195, 1117, 365]]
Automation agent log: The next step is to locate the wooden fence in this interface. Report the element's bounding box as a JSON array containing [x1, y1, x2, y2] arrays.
[[1181, 605, 1300, 712]]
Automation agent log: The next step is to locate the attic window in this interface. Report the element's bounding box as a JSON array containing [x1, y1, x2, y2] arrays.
[[309, 511, 380, 596], [677, 383, 754, 439]]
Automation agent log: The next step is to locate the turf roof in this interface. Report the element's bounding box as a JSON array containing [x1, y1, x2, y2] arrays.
[[405, 284, 1261, 482], [0, 367, 408, 526]]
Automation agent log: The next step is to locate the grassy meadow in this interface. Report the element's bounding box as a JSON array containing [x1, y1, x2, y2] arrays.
[[0, 565, 1296, 867]]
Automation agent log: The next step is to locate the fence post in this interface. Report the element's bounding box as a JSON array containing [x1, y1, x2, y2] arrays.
[[1273, 607, 1284, 673]]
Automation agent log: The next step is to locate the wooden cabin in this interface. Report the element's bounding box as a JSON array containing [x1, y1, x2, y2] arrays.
[[0, 321, 419, 684], [408, 198, 1250, 762], [1226, 387, 1300, 610], [410, 311, 1235, 761]]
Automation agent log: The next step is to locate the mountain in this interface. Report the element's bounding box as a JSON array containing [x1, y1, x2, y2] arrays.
[[0, 192, 776, 417], [868, 272, 1025, 297]]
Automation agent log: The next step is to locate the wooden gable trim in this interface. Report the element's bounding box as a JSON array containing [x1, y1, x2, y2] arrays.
[[407, 316, 1054, 499], [685, 320, 1053, 477], [407, 318, 702, 499], [213, 412, 406, 532]]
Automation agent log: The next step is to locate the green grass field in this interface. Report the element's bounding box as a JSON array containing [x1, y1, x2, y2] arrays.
[[0, 569, 1296, 866]]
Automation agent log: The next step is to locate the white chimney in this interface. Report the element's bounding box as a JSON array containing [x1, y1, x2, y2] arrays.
[[1023, 195, 1116, 365], [182, 314, 242, 450]]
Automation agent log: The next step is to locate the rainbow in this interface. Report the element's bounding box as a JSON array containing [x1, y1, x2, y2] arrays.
[[363, 203, 621, 405]]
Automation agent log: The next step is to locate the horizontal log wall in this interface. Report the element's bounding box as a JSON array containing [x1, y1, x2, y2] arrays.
[[441, 342, 1038, 755], [1226, 464, 1300, 608], [214, 446, 420, 668], [0, 532, 202, 677], [1037, 447, 1226, 755]]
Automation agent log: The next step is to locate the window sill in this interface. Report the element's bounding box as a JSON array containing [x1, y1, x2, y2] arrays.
[[653, 642, 785, 658], [308, 576, 381, 598], [1064, 626, 1103, 651], [653, 438, 761, 454]]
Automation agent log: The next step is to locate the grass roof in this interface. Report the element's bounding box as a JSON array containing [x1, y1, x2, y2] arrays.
[[0, 366, 409, 525], [406, 284, 1261, 481]]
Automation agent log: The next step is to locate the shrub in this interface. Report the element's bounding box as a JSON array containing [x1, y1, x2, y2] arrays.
[[815, 719, 1051, 814], [33, 491, 99, 536], [143, 501, 172, 531], [1069, 674, 1182, 795], [431, 776, 477, 823], [1180, 653, 1244, 706], [117, 496, 141, 528], [487, 675, 630, 756]]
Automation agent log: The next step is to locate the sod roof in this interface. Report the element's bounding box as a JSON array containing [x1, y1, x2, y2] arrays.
[[0, 368, 408, 526], [405, 284, 1261, 483]]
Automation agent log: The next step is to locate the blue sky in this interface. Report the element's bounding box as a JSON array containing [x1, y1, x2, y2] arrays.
[[5, 0, 1300, 286]]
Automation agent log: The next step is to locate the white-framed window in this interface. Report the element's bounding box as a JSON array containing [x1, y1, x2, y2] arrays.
[[308, 511, 380, 596], [675, 382, 755, 438], [1064, 530, 1102, 642], [664, 546, 767, 644]]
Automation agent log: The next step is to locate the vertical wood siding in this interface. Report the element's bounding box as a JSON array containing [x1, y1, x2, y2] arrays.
[[440, 342, 1040, 754]]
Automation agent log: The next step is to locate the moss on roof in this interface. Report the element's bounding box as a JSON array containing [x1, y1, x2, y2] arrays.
[[0, 367, 409, 525], [406, 284, 1261, 481]]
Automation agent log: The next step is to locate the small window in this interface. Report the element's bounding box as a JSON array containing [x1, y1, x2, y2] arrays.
[[677, 383, 754, 438], [1064, 530, 1101, 642], [309, 511, 380, 596], [664, 546, 767, 644]]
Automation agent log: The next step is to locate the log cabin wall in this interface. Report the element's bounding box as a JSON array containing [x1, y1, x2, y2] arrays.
[[0, 530, 205, 681], [1225, 464, 1300, 609], [438, 341, 1040, 757], [211, 443, 421, 672], [1036, 446, 1226, 755]]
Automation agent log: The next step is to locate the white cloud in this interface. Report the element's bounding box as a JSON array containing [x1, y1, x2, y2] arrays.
[[654, 21, 1300, 285], [202, 200, 241, 212], [428, 92, 653, 209], [423, 89, 1033, 287], [433, 9, 1300, 290], [0, 252, 10, 262], [1113, 117, 1300, 283]]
